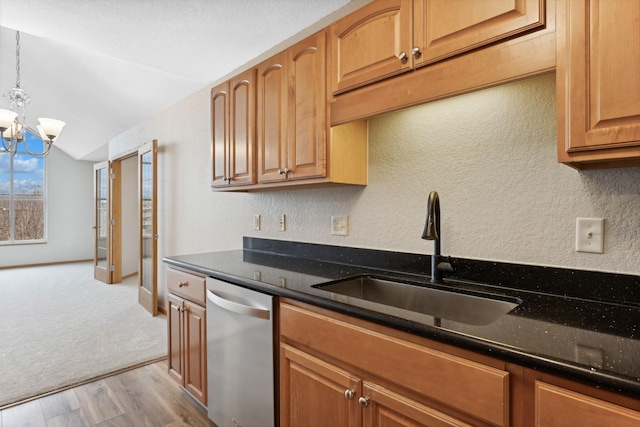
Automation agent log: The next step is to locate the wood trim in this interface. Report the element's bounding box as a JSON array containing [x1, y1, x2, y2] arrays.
[[0, 259, 93, 270]]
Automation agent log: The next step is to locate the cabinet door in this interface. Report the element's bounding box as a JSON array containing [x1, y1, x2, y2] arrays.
[[330, 0, 413, 94], [280, 344, 361, 427], [183, 300, 207, 405], [211, 82, 229, 187], [415, 0, 544, 67], [287, 30, 327, 181], [557, 0, 640, 167], [535, 381, 640, 426], [228, 69, 257, 186], [167, 293, 184, 384], [257, 52, 288, 183], [362, 381, 473, 427]]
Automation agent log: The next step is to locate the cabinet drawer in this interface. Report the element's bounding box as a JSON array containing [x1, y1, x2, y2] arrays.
[[281, 302, 509, 426], [167, 268, 205, 305], [535, 381, 640, 426]]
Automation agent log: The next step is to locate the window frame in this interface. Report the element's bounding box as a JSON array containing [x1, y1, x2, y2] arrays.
[[0, 131, 48, 245]]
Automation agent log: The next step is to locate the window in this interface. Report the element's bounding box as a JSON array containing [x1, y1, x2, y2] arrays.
[[0, 132, 46, 244]]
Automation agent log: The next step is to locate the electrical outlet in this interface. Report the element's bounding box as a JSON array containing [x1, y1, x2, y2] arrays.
[[278, 214, 286, 232], [254, 214, 261, 231], [576, 218, 604, 253], [331, 215, 348, 236]]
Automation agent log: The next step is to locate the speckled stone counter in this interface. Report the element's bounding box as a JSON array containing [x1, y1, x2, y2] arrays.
[[163, 237, 640, 398]]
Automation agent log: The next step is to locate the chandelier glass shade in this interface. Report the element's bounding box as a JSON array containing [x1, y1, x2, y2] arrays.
[[0, 31, 65, 157]]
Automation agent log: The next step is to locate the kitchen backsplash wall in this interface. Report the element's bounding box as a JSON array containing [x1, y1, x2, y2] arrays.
[[109, 72, 640, 306]]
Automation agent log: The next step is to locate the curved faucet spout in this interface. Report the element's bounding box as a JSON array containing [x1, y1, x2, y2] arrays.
[[422, 191, 440, 241], [421, 191, 451, 283]]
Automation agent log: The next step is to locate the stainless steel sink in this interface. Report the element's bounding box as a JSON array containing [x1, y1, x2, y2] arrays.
[[314, 276, 521, 326]]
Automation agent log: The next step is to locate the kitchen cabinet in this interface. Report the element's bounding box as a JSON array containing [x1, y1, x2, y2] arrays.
[[330, 0, 545, 95], [211, 68, 257, 187], [556, 0, 640, 169], [535, 381, 640, 426], [167, 268, 207, 406], [280, 300, 510, 426], [257, 29, 368, 188]]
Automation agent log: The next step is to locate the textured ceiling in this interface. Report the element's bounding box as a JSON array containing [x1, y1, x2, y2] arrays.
[[0, 0, 361, 161]]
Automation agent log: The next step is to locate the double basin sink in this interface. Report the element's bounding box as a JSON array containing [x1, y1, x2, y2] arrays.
[[313, 275, 522, 326]]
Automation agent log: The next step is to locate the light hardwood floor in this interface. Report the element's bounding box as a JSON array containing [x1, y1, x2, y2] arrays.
[[0, 361, 215, 427]]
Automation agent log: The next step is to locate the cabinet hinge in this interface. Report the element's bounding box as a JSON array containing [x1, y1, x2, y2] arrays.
[[109, 219, 116, 225], [109, 265, 116, 272]]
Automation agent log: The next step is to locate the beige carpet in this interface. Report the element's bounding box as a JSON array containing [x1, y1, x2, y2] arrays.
[[0, 262, 167, 409]]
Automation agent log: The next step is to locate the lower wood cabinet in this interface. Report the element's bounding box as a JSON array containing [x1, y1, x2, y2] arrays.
[[280, 299, 640, 426], [535, 381, 640, 426], [279, 300, 509, 426], [167, 268, 207, 406]]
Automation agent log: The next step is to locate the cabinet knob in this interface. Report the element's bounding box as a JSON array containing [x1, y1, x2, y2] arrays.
[[411, 47, 422, 58], [278, 167, 291, 175], [178, 281, 187, 287], [398, 51, 408, 63], [344, 389, 356, 400], [358, 396, 370, 408]]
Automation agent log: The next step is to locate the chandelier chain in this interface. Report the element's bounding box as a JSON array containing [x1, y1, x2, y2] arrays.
[[16, 31, 21, 89]]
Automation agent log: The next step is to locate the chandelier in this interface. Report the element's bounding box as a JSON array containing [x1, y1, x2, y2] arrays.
[[0, 31, 65, 157]]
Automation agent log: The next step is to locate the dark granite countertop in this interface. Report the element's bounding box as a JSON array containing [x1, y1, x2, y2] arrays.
[[163, 238, 640, 399]]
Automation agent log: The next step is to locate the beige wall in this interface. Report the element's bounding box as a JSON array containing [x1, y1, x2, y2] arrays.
[[110, 73, 640, 307], [0, 146, 94, 267]]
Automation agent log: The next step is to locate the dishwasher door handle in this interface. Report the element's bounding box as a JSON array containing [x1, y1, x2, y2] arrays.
[[206, 289, 271, 320]]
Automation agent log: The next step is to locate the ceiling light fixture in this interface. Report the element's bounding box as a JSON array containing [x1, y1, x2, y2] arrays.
[[0, 31, 65, 157]]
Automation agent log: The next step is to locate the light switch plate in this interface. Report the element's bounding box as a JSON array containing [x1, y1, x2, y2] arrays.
[[575, 218, 604, 253]]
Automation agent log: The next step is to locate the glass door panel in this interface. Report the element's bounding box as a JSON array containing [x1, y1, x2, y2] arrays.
[[138, 140, 158, 315], [94, 161, 111, 283]]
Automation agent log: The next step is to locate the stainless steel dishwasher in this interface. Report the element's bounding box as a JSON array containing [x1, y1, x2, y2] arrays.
[[206, 277, 275, 427]]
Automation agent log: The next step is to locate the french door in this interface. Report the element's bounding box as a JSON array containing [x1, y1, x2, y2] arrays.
[[93, 161, 112, 283], [93, 161, 122, 284], [138, 140, 158, 315]]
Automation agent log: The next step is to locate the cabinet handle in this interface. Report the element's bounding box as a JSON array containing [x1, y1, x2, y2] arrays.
[[344, 389, 356, 400], [358, 396, 370, 408], [411, 47, 422, 58], [398, 51, 408, 63], [178, 281, 187, 287]]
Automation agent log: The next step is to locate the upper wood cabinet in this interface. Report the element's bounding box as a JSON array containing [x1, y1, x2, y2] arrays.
[[211, 68, 257, 188], [258, 31, 327, 183], [557, 0, 640, 169], [257, 29, 368, 189], [331, 0, 545, 95]]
